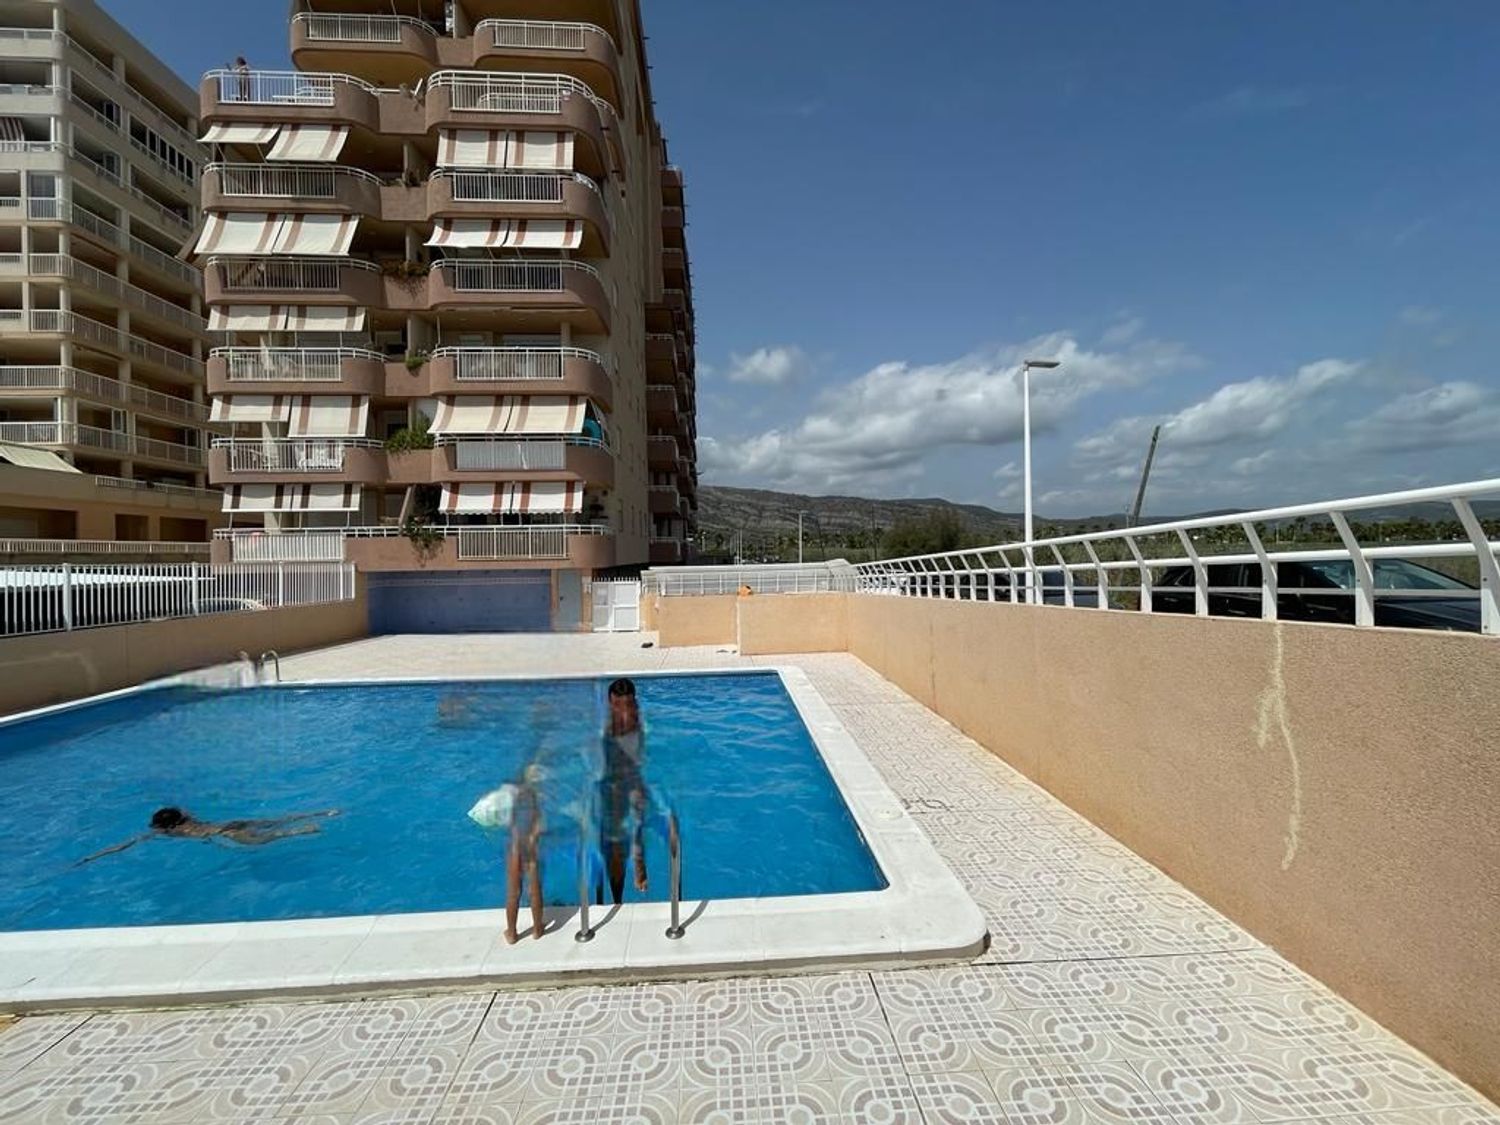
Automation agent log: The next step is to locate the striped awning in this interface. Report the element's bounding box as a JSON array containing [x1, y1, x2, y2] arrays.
[[222, 483, 361, 512], [435, 129, 574, 170], [210, 395, 291, 423], [194, 213, 359, 256], [425, 219, 582, 250], [199, 122, 279, 144], [430, 395, 586, 436], [286, 395, 369, 438], [439, 482, 582, 515], [267, 124, 349, 162], [208, 305, 367, 332], [0, 118, 24, 143]]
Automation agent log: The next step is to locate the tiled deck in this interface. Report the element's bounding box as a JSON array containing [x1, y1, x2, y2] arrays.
[[1, 636, 1495, 1124]]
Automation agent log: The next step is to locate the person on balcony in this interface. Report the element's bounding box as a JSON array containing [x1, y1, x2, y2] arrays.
[[231, 57, 250, 102]]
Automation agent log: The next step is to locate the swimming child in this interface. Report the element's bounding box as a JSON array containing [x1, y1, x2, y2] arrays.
[[77, 807, 339, 865]]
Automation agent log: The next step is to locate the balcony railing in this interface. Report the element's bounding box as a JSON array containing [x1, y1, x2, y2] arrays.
[[208, 255, 378, 293], [0, 366, 208, 422], [443, 435, 606, 472], [25, 254, 205, 334], [94, 474, 219, 500], [213, 346, 381, 382], [20, 196, 197, 285], [127, 133, 196, 186], [206, 161, 380, 200], [0, 538, 210, 557], [214, 524, 608, 563], [68, 146, 193, 234], [213, 437, 381, 473], [204, 68, 376, 107], [0, 422, 204, 465], [431, 168, 600, 202], [64, 35, 202, 157], [292, 12, 435, 43], [427, 71, 610, 116], [435, 257, 602, 293], [476, 18, 616, 53], [0, 311, 196, 375], [432, 345, 605, 381], [457, 524, 606, 561], [220, 529, 346, 563]]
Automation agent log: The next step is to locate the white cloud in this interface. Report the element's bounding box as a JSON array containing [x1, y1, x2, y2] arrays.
[[1344, 381, 1500, 454], [1398, 305, 1444, 326], [1191, 86, 1310, 118], [1101, 316, 1145, 347], [701, 333, 1197, 492], [724, 345, 809, 385]]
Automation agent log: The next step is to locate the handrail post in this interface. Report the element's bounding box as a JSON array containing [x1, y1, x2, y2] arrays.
[[1242, 521, 1278, 622], [575, 838, 595, 943], [1452, 498, 1500, 636], [1329, 512, 1374, 627], [60, 562, 72, 631], [1081, 540, 1107, 609], [1124, 534, 1151, 614], [1176, 529, 1209, 616], [190, 560, 201, 616], [665, 812, 684, 939]]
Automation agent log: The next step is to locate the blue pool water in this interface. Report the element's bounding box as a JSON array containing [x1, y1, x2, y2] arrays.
[[0, 673, 885, 930]]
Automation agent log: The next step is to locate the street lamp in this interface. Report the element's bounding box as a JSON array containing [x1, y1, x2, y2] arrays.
[[797, 510, 808, 564], [1020, 357, 1061, 603]]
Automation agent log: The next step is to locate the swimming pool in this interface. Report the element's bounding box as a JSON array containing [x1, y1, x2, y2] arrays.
[[0, 672, 886, 931]]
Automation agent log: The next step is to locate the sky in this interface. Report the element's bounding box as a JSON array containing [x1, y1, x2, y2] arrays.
[[111, 0, 1500, 517]]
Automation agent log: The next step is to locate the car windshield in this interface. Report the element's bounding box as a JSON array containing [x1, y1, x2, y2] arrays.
[[1292, 559, 1471, 591]]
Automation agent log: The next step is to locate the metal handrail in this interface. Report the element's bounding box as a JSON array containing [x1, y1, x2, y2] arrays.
[[665, 813, 684, 939], [26, 254, 206, 333], [434, 256, 605, 293], [475, 18, 617, 53], [206, 255, 379, 294], [0, 365, 208, 422], [430, 344, 609, 380], [852, 478, 1500, 636], [205, 161, 382, 199], [291, 12, 435, 42], [0, 538, 210, 556], [426, 70, 611, 116], [429, 167, 602, 201], [212, 346, 383, 382]]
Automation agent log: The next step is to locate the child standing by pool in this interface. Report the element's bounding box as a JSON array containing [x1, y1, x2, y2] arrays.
[[468, 762, 545, 944]]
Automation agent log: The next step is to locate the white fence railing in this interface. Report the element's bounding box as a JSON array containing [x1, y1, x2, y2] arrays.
[[432, 168, 599, 203], [852, 479, 1500, 636], [0, 366, 207, 422], [206, 161, 379, 200], [0, 422, 204, 466], [0, 538, 209, 557], [93, 475, 219, 501], [433, 345, 605, 381], [445, 436, 606, 471], [293, 12, 432, 43], [457, 524, 605, 561], [427, 71, 610, 116], [223, 530, 346, 563], [214, 525, 608, 562], [205, 69, 374, 107], [24, 254, 205, 333], [214, 437, 380, 473], [0, 561, 355, 637], [477, 18, 616, 53], [209, 255, 377, 293], [213, 346, 381, 382], [436, 257, 601, 294], [644, 563, 858, 596]]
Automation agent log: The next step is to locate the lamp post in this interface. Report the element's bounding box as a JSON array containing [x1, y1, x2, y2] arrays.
[[1020, 357, 1061, 603], [797, 510, 807, 564]]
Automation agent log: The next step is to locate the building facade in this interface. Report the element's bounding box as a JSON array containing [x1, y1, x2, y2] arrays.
[[198, 0, 697, 605], [0, 0, 212, 498]]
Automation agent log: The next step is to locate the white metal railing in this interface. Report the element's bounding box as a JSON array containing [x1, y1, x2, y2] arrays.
[[213, 437, 380, 473], [293, 12, 433, 43], [432, 345, 605, 381], [477, 18, 616, 53], [25, 254, 205, 333], [0, 538, 209, 556], [206, 161, 380, 199], [213, 346, 380, 382], [0, 28, 58, 41], [208, 255, 378, 293], [31, 199, 193, 286], [64, 35, 202, 156], [213, 524, 608, 563], [431, 168, 600, 203], [68, 146, 193, 233], [443, 435, 605, 472], [436, 257, 602, 293], [127, 132, 195, 185], [427, 71, 610, 116], [0, 140, 62, 154], [204, 68, 375, 107], [851, 479, 1500, 636], [645, 563, 858, 596], [0, 560, 354, 637], [69, 91, 119, 133], [93, 475, 219, 500], [224, 530, 346, 563], [457, 524, 606, 561], [0, 366, 207, 422], [0, 422, 205, 465]]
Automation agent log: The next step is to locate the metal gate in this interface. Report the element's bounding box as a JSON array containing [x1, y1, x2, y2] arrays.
[[590, 579, 641, 632]]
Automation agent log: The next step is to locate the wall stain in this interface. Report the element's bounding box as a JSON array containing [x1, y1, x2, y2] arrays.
[[1254, 622, 1302, 870]]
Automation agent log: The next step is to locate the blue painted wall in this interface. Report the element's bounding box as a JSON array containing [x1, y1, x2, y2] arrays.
[[366, 570, 552, 634]]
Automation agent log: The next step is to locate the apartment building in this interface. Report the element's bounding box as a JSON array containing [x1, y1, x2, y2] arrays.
[[198, 0, 698, 623], [0, 0, 213, 504]]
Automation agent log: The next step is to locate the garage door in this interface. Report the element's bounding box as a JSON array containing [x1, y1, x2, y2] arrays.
[[367, 569, 551, 634]]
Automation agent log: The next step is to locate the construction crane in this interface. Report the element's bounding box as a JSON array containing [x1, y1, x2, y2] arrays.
[[1127, 425, 1162, 528]]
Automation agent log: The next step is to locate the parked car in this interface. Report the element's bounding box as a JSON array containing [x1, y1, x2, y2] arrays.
[[1151, 558, 1479, 632], [895, 569, 1102, 607]]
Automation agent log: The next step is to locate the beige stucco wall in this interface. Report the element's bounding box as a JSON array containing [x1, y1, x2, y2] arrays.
[[737, 594, 849, 655], [653, 594, 736, 647], [0, 592, 368, 717]]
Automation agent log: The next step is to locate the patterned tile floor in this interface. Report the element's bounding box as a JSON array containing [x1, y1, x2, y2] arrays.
[[1, 637, 1495, 1124]]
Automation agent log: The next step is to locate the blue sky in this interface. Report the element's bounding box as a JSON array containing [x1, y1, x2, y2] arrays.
[[114, 0, 1500, 516]]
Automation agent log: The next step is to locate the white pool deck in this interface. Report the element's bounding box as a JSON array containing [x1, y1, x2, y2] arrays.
[[0, 634, 1496, 1123]]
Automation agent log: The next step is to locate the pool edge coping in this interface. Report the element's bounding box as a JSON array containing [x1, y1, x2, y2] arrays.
[[0, 663, 988, 1010]]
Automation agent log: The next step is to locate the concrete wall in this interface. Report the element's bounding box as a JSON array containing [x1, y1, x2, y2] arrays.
[[657, 591, 1500, 1100], [653, 594, 736, 647], [0, 593, 368, 717]]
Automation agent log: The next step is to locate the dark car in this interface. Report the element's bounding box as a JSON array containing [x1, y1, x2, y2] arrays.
[[1151, 558, 1479, 632], [896, 568, 1101, 607]]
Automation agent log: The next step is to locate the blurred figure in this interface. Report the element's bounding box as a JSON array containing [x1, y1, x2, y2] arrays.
[[600, 678, 649, 903]]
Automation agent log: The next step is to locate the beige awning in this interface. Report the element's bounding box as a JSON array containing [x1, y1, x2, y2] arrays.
[[266, 124, 350, 162], [209, 304, 367, 332], [439, 482, 582, 515], [430, 395, 586, 436], [210, 395, 291, 423], [286, 395, 369, 438], [199, 123, 278, 144], [194, 213, 359, 256], [435, 129, 574, 170], [223, 483, 361, 512], [425, 219, 582, 250], [0, 442, 82, 472]]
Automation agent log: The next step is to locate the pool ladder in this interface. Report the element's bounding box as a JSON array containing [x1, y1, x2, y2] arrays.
[[575, 812, 683, 943], [236, 650, 281, 684]]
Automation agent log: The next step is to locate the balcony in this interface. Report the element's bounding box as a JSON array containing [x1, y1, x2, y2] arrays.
[[207, 347, 386, 397], [0, 421, 205, 467], [428, 258, 611, 333], [471, 20, 621, 110], [200, 69, 380, 133], [646, 384, 683, 432], [433, 436, 613, 486], [290, 13, 438, 86], [422, 346, 612, 407], [203, 162, 383, 216], [0, 310, 201, 379], [647, 434, 679, 470], [209, 437, 384, 484], [423, 71, 613, 177], [215, 524, 615, 570], [649, 537, 683, 565], [18, 254, 206, 336], [0, 365, 208, 424], [645, 332, 678, 379], [649, 485, 680, 517], [204, 256, 383, 308], [426, 169, 610, 254]]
